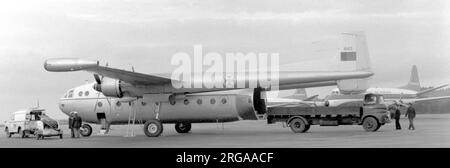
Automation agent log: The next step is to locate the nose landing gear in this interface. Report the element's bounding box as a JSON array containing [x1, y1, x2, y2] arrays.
[[80, 124, 93, 137]]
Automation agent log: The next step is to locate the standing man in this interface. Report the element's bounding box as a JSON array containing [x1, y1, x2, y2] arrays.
[[73, 112, 82, 138], [68, 112, 75, 138], [394, 104, 402, 130], [405, 103, 416, 130]]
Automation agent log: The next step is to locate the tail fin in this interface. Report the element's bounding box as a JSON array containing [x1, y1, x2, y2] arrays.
[[336, 31, 372, 94], [399, 65, 421, 91]]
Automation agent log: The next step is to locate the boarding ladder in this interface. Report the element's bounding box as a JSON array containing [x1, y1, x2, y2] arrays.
[[125, 100, 143, 137]]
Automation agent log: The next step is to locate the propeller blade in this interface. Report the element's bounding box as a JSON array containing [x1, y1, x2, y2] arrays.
[[94, 74, 102, 84]]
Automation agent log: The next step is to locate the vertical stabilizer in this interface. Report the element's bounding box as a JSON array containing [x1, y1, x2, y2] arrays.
[[336, 32, 372, 94], [399, 65, 421, 91]]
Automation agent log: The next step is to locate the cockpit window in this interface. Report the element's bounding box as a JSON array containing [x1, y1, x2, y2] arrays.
[[68, 90, 74, 98]]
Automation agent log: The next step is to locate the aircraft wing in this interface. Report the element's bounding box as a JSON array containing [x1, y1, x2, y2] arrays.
[[85, 66, 173, 85], [44, 58, 373, 89], [44, 58, 174, 85], [386, 96, 450, 107], [416, 84, 449, 97]]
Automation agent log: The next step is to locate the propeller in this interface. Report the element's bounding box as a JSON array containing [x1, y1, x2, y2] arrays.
[[93, 74, 103, 92]]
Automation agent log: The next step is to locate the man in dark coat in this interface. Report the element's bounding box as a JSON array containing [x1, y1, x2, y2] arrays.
[[68, 112, 75, 138], [393, 104, 402, 130], [72, 112, 82, 138], [405, 103, 416, 130]]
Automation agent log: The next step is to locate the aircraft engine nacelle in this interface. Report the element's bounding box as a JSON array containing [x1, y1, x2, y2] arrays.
[[94, 79, 124, 98], [253, 87, 267, 115]]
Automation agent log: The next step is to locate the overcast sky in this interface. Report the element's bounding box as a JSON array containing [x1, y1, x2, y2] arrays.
[[1, 0, 449, 121]]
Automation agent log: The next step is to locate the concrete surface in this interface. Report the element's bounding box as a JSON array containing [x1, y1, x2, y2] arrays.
[[1, 114, 449, 148]]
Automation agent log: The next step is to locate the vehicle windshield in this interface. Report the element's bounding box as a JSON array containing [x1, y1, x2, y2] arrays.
[[364, 94, 378, 104]]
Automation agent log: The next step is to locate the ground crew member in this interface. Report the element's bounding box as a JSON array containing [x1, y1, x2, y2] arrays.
[[405, 103, 416, 130], [72, 112, 83, 138], [68, 112, 75, 138], [394, 106, 402, 130]]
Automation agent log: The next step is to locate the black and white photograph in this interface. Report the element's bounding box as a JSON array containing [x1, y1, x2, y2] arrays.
[[1, 0, 449, 157]]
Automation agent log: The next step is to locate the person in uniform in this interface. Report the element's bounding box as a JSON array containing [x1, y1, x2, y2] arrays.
[[68, 112, 75, 138], [72, 112, 82, 138], [405, 103, 416, 130], [394, 104, 402, 130]]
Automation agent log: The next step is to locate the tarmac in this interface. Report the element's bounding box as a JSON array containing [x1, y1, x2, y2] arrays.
[[1, 114, 449, 148]]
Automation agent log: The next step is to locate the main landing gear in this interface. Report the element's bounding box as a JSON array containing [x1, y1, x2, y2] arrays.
[[143, 119, 164, 137], [142, 120, 192, 137], [175, 122, 192, 134]]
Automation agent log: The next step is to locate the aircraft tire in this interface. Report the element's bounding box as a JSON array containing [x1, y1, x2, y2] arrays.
[[363, 116, 379, 132], [175, 123, 191, 133], [143, 119, 163, 137], [289, 118, 307, 133], [80, 124, 93, 137]]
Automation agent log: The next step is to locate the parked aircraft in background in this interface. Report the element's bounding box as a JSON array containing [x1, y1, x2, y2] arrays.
[[325, 65, 450, 107], [44, 32, 373, 137]]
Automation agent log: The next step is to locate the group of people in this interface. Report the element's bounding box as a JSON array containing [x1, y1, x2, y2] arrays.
[[68, 111, 83, 138], [391, 102, 416, 130]]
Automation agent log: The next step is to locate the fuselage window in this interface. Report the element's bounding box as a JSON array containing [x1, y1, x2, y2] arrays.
[[68, 90, 74, 98], [210, 98, 216, 104], [184, 99, 189, 105], [221, 98, 227, 104], [197, 99, 202, 105], [98, 102, 103, 107], [78, 91, 83, 97], [85, 91, 89, 96]]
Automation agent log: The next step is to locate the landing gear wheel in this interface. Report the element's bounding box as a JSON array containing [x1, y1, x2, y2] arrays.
[[5, 128, 11, 138], [36, 135, 43, 140], [59, 134, 63, 139], [175, 123, 191, 133], [143, 119, 163, 137], [363, 117, 379, 132], [289, 118, 308, 133], [80, 124, 93, 137]]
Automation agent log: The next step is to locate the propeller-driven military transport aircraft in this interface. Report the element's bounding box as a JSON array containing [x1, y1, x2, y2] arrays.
[[44, 32, 373, 137]]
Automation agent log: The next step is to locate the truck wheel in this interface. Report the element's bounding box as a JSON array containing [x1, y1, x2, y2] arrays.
[[289, 118, 308, 133], [363, 117, 379, 132], [5, 127, 11, 138], [143, 119, 163, 137], [304, 125, 311, 132], [80, 124, 93, 137], [175, 122, 191, 133]]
